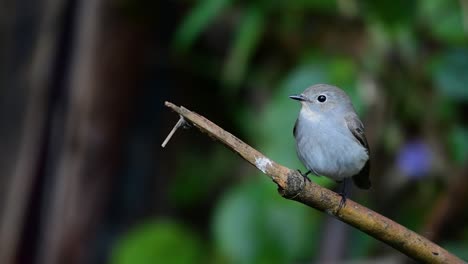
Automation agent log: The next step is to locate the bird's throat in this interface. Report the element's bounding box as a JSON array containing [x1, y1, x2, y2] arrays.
[[301, 107, 322, 122]]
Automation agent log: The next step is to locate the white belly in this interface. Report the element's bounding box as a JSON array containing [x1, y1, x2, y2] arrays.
[[295, 114, 368, 181]]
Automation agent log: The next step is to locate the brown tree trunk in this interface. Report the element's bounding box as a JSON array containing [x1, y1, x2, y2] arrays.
[[0, 0, 68, 263], [37, 1, 147, 263]]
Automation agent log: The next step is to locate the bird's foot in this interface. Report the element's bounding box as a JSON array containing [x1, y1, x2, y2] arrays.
[[296, 169, 312, 182], [337, 192, 347, 211], [337, 179, 349, 211]]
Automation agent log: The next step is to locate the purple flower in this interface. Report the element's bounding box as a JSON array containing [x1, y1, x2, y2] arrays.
[[397, 140, 433, 179]]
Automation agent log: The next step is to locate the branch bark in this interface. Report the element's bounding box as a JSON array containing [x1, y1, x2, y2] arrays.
[[163, 101, 466, 264]]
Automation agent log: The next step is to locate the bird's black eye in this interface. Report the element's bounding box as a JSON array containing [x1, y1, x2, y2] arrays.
[[317, 95, 326, 102]]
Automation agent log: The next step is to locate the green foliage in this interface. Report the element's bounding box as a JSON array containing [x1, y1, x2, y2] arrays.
[[170, 145, 234, 206], [442, 241, 468, 261], [418, 0, 466, 44], [275, 0, 337, 12], [362, 0, 417, 28], [435, 96, 459, 123], [395, 190, 432, 231], [213, 178, 320, 264], [173, 0, 232, 52], [111, 220, 205, 264], [223, 6, 265, 90], [432, 49, 468, 101], [449, 126, 468, 165], [348, 228, 375, 258]]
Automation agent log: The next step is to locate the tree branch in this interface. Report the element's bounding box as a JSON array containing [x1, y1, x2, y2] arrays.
[[163, 101, 465, 264]]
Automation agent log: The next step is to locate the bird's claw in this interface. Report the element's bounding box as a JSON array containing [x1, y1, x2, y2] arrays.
[[337, 192, 347, 211], [296, 169, 311, 182]]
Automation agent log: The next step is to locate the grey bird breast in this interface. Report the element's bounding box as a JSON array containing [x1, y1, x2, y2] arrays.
[[294, 110, 370, 187]]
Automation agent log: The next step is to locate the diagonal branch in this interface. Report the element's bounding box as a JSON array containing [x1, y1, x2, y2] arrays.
[[163, 101, 465, 264]]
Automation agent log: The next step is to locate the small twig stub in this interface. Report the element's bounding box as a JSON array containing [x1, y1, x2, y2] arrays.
[[161, 116, 190, 148]]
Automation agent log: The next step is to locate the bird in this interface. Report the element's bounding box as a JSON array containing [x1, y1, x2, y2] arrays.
[[289, 84, 371, 208]]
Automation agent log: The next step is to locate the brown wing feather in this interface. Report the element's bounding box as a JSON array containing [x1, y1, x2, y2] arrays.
[[345, 114, 371, 189]]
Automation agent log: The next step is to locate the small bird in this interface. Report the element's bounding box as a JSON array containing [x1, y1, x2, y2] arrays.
[[290, 84, 371, 207]]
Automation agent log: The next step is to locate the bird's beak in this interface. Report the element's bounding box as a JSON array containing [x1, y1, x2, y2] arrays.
[[289, 94, 306, 101]]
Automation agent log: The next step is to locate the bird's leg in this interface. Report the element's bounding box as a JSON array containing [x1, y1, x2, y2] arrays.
[[296, 169, 312, 182], [337, 178, 349, 211]]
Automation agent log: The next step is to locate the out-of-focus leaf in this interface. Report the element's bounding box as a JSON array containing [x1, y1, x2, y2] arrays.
[[223, 6, 265, 90], [213, 178, 320, 264], [435, 97, 458, 123], [278, 0, 337, 12], [281, 62, 328, 94], [396, 194, 430, 231], [348, 229, 374, 259], [432, 49, 468, 101], [364, 22, 391, 73], [418, 0, 465, 44], [395, 27, 418, 64], [449, 126, 468, 165], [362, 0, 417, 28], [328, 58, 362, 114], [442, 242, 468, 261], [173, 0, 232, 52], [252, 0, 337, 12], [170, 145, 233, 206], [329, 58, 355, 84], [383, 121, 403, 153], [111, 220, 204, 264]]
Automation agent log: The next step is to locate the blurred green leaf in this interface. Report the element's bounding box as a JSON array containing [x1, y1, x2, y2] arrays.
[[173, 0, 232, 52], [111, 220, 204, 264], [281, 62, 328, 94], [418, 0, 466, 44], [432, 49, 468, 101], [250, 0, 337, 13], [364, 22, 391, 73], [348, 229, 374, 259], [170, 145, 233, 206], [394, 27, 419, 64], [328, 58, 363, 114], [223, 6, 265, 90], [449, 126, 468, 165], [362, 0, 417, 28], [435, 96, 458, 123], [213, 178, 320, 264], [279, 0, 337, 12], [383, 121, 403, 153], [396, 194, 430, 231], [329, 58, 355, 84], [442, 242, 468, 261]]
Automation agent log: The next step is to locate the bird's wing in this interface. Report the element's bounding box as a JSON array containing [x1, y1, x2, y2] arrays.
[[293, 118, 298, 137], [345, 114, 371, 189]]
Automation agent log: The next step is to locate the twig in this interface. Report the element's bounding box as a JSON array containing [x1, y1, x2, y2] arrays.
[[163, 101, 465, 264], [161, 116, 188, 147]]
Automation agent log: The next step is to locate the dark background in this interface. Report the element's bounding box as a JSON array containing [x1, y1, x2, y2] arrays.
[[0, 0, 468, 263]]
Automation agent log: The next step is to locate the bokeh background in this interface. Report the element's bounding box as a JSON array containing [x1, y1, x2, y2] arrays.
[[1, 0, 468, 263]]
